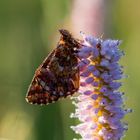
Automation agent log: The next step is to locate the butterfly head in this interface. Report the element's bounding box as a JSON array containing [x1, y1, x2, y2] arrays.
[[59, 29, 81, 50], [59, 29, 72, 39]]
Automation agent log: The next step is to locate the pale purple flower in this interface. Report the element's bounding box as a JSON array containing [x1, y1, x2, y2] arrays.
[[71, 33, 131, 140]]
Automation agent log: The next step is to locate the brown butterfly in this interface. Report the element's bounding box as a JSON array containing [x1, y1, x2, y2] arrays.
[[25, 29, 80, 105]]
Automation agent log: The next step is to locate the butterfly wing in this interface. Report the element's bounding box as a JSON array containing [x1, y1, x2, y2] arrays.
[[26, 29, 80, 105]]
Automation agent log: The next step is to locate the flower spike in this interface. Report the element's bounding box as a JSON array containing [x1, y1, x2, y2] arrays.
[[71, 33, 131, 140]]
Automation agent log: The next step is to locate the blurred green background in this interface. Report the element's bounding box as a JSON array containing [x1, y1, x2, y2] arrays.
[[0, 0, 139, 140]]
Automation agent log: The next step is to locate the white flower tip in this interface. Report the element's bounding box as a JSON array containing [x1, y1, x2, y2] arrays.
[[80, 31, 85, 37]]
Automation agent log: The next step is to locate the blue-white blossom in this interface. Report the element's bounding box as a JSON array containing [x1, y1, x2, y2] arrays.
[[71, 33, 131, 140]]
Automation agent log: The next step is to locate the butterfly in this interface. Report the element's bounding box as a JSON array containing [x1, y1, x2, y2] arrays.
[[25, 29, 80, 105]]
